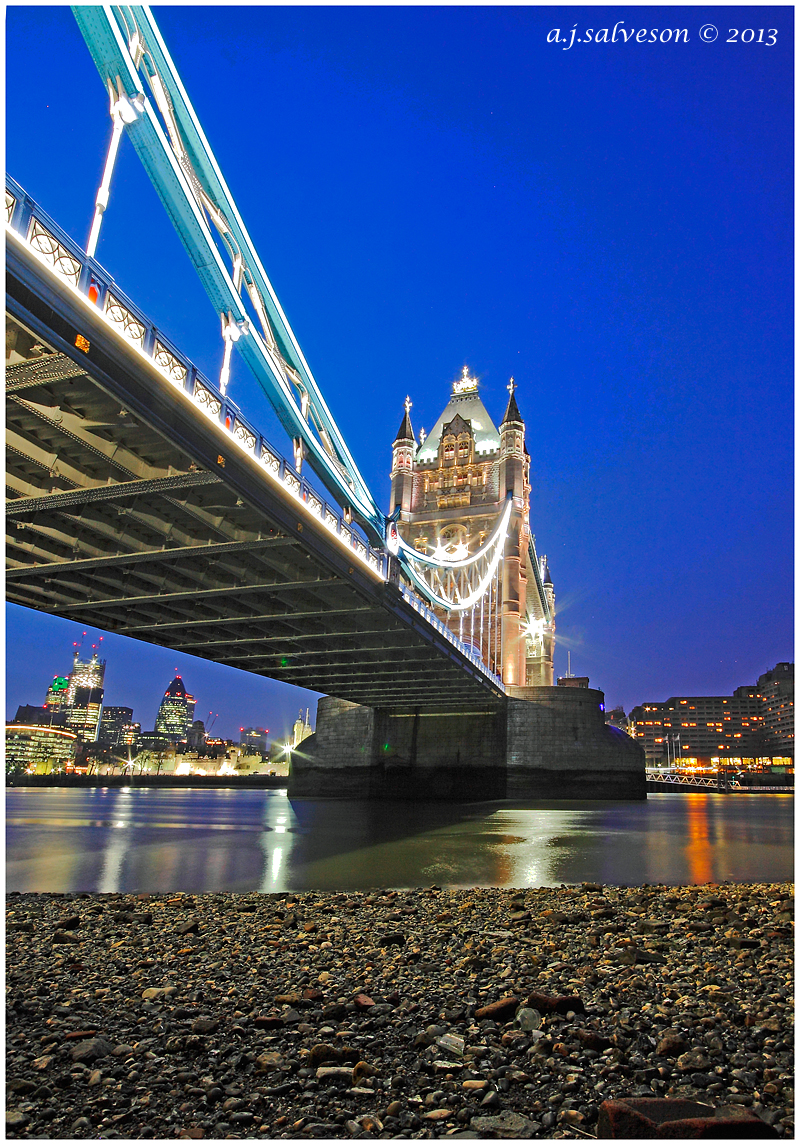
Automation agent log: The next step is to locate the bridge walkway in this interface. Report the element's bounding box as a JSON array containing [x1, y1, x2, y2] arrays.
[[6, 181, 505, 713]]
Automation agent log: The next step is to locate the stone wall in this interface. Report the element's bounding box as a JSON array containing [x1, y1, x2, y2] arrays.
[[372, 709, 507, 800], [505, 686, 646, 799], [289, 688, 646, 801], [290, 700, 506, 800], [288, 697, 380, 798]]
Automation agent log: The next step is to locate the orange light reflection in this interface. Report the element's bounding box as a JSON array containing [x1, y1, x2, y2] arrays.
[[684, 795, 713, 884]]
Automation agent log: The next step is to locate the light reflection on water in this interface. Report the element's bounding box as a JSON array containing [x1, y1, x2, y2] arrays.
[[5, 787, 793, 893]]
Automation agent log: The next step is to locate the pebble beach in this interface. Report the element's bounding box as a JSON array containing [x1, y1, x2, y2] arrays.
[[6, 881, 793, 1140]]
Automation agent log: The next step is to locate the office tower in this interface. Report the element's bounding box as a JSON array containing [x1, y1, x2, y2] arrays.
[[155, 675, 195, 742], [98, 706, 134, 747], [44, 675, 70, 714], [64, 648, 105, 741]]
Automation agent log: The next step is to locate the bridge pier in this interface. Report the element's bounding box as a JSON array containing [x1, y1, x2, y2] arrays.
[[288, 687, 646, 801]]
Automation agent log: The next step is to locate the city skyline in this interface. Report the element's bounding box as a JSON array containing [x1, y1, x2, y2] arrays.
[[6, 611, 316, 744], [5, 6, 793, 723]]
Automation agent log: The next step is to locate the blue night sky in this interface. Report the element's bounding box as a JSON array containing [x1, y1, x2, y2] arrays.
[[5, 5, 793, 739]]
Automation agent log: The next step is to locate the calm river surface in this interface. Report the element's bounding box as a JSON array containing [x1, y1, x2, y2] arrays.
[[6, 788, 793, 893]]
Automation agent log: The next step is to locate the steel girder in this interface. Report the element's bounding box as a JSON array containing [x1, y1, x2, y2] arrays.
[[71, 4, 385, 539]]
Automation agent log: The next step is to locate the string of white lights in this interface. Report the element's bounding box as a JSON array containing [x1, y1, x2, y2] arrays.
[[396, 494, 512, 570]]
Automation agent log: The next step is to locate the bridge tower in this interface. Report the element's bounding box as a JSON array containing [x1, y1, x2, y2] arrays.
[[390, 368, 555, 687]]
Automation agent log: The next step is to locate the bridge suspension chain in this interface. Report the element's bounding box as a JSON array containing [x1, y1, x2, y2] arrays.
[[397, 494, 512, 613], [73, 4, 384, 538]]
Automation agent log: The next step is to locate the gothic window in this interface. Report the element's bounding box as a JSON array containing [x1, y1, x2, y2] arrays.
[[439, 524, 468, 555]]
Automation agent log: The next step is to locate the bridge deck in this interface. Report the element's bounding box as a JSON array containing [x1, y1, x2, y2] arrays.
[[6, 193, 505, 713]]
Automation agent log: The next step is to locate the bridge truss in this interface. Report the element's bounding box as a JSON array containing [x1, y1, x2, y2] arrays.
[[6, 177, 506, 710], [69, 4, 522, 651], [646, 770, 740, 790]]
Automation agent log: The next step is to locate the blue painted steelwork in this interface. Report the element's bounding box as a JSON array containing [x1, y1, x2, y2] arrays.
[[7, 173, 505, 689], [528, 537, 553, 625], [5, 174, 389, 583], [68, 6, 517, 627], [398, 585, 503, 684], [71, 4, 385, 540]]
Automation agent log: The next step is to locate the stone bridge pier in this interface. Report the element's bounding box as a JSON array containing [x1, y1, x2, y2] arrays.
[[288, 686, 646, 800]]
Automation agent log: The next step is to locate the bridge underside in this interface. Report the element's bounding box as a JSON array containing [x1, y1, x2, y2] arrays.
[[6, 251, 504, 713]]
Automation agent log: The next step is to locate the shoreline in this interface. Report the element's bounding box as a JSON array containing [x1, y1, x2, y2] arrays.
[[7, 774, 794, 794], [5, 775, 290, 790], [6, 881, 793, 1140]]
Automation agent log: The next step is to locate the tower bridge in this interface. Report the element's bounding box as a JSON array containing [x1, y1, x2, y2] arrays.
[[5, 6, 645, 799], [6, 182, 502, 713]]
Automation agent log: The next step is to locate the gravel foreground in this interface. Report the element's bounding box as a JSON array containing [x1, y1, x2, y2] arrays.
[[6, 882, 794, 1140]]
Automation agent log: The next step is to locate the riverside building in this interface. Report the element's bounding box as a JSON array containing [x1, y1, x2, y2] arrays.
[[757, 662, 794, 754], [630, 663, 794, 766], [5, 724, 77, 772]]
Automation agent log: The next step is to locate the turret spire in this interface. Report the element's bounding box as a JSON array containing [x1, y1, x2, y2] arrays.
[[501, 376, 523, 426], [393, 397, 416, 444]]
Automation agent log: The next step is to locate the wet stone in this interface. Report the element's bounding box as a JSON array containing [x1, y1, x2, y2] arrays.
[[4, 881, 793, 1139]]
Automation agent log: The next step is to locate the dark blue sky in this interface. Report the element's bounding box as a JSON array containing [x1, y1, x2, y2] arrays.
[[6, 6, 793, 736]]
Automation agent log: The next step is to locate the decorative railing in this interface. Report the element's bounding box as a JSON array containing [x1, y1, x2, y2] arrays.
[[399, 584, 504, 684], [6, 176, 504, 691], [4, 174, 389, 582]]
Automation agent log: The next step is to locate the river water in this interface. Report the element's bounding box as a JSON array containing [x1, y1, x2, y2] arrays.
[[6, 788, 793, 893]]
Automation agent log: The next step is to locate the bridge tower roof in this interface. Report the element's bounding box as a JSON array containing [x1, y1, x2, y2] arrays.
[[501, 377, 524, 427], [416, 367, 500, 462]]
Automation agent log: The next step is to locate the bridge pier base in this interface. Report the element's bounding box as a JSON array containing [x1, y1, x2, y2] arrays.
[[505, 686, 645, 799], [288, 687, 646, 801]]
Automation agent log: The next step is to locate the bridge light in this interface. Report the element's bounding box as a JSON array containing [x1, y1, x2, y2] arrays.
[[224, 319, 241, 342], [116, 95, 140, 125], [221, 311, 248, 343], [523, 616, 545, 644]]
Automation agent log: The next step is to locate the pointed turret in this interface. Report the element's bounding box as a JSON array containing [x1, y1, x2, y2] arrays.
[[499, 378, 526, 500], [393, 403, 416, 445], [501, 377, 524, 427], [390, 396, 416, 515]]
